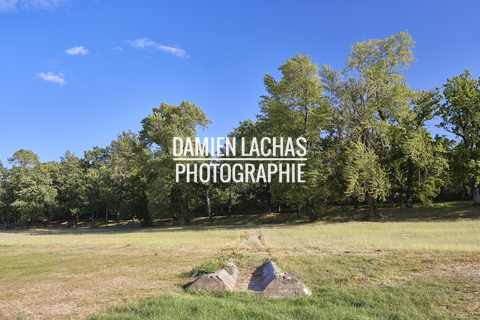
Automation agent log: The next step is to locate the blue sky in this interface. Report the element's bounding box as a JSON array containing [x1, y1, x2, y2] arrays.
[[1, 0, 479, 165]]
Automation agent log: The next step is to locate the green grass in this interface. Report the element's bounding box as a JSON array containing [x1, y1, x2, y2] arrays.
[[89, 287, 460, 320], [189, 256, 231, 277], [263, 220, 480, 253], [1, 208, 479, 319]]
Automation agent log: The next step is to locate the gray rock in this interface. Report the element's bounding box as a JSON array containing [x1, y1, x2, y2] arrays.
[[254, 261, 311, 297], [189, 262, 238, 292]]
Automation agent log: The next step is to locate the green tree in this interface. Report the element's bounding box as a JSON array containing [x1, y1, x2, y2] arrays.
[[437, 70, 480, 205], [388, 90, 447, 207], [108, 131, 151, 225], [257, 54, 333, 219], [0, 161, 9, 227], [224, 119, 269, 213], [84, 147, 115, 225], [55, 151, 87, 226], [141, 101, 211, 223], [322, 31, 415, 219], [7, 150, 57, 227]]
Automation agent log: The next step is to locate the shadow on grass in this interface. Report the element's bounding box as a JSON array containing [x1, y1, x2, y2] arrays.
[[3, 201, 479, 236]]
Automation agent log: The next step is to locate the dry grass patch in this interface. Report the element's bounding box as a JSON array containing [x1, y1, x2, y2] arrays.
[[0, 227, 242, 320]]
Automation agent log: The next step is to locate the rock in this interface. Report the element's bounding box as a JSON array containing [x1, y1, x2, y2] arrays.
[[189, 262, 238, 292], [255, 261, 311, 297]]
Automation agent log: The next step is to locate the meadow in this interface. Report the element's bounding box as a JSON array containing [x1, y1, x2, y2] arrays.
[[0, 207, 479, 319]]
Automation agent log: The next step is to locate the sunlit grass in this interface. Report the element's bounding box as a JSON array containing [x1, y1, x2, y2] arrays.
[[0, 218, 479, 319], [262, 220, 480, 253], [0, 227, 243, 320], [0, 227, 243, 248]]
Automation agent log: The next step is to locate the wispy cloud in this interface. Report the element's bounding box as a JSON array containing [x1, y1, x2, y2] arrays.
[[0, 0, 17, 11], [125, 38, 187, 58], [66, 46, 88, 55], [0, 0, 71, 12], [37, 72, 67, 85]]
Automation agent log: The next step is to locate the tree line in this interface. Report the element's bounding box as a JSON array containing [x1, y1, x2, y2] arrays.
[[1, 31, 480, 227]]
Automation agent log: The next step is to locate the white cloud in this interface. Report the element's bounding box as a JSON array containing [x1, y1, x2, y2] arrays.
[[126, 38, 155, 49], [37, 72, 67, 85], [125, 38, 187, 58], [66, 46, 88, 55], [0, 0, 71, 12]]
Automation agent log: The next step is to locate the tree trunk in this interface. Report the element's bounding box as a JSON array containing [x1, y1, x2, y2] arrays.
[[228, 184, 233, 216], [353, 198, 359, 210], [105, 203, 109, 226], [206, 189, 213, 225], [2, 213, 9, 229], [364, 193, 383, 220], [473, 187, 480, 206], [406, 158, 414, 208], [265, 182, 271, 213]]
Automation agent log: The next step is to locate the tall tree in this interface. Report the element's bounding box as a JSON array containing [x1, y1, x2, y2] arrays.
[[7, 150, 57, 227], [388, 90, 447, 207], [322, 31, 415, 219], [84, 147, 115, 225], [225, 119, 270, 212], [0, 161, 8, 227], [141, 101, 211, 223], [107, 131, 151, 225], [437, 70, 480, 205], [55, 151, 87, 226], [257, 54, 333, 219]]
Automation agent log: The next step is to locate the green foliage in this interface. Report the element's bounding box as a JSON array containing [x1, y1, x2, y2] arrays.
[[188, 257, 229, 277], [54, 151, 88, 222], [258, 53, 330, 143], [439, 70, 480, 147], [140, 101, 211, 155], [141, 101, 212, 223], [388, 90, 449, 207], [344, 141, 390, 202], [8, 156, 58, 224], [0, 161, 8, 225], [321, 31, 417, 216], [257, 53, 334, 216], [437, 70, 480, 204], [107, 131, 151, 222], [8, 149, 40, 169]]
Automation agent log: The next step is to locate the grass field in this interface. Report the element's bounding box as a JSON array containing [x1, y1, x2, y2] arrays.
[[1, 206, 479, 319]]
